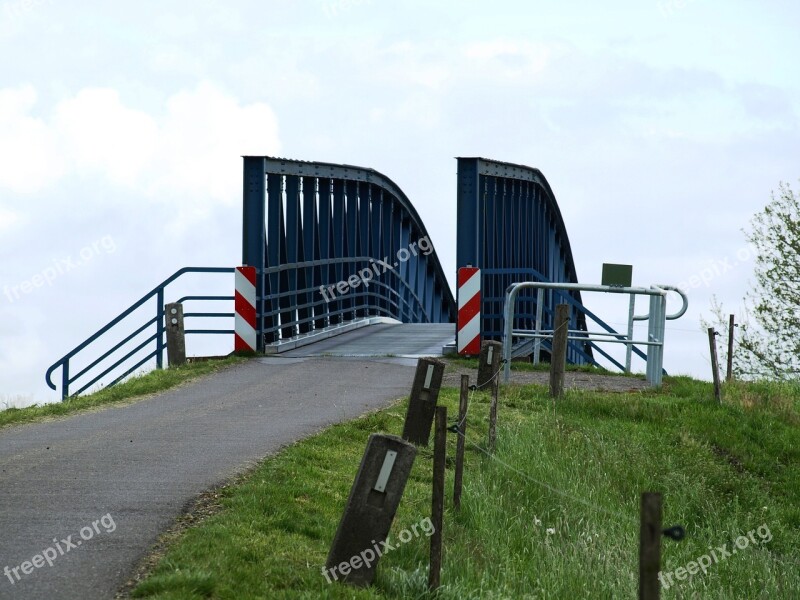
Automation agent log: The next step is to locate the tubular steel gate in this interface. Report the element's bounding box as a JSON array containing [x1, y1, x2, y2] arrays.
[[456, 157, 648, 369]]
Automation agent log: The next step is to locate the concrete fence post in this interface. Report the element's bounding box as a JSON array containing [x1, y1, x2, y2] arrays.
[[165, 302, 186, 367]]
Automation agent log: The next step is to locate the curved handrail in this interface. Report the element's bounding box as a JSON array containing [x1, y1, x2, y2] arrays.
[[45, 267, 234, 395], [633, 284, 689, 321]]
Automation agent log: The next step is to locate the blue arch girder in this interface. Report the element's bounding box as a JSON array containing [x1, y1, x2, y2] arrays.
[[242, 157, 457, 349], [456, 157, 595, 364]]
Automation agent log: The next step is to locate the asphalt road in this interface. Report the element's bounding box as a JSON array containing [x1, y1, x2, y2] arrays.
[[0, 354, 429, 599]]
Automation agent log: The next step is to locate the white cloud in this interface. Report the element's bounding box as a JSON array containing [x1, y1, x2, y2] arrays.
[[54, 88, 160, 185], [0, 205, 21, 232], [153, 82, 280, 205], [0, 82, 281, 209], [0, 85, 64, 193]]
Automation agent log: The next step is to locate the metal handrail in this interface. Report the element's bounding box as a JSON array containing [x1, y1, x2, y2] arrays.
[[44, 257, 438, 400], [257, 257, 436, 342], [503, 282, 678, 386], [45, 267, 235, 400], [633, 284, 689, 321]]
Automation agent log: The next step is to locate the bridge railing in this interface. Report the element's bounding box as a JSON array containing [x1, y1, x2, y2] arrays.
[[45, 267, 234, 400], [259, 258, 432, 342]]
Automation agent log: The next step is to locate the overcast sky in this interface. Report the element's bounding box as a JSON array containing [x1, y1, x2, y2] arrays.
[[1, 0, 798, 408]]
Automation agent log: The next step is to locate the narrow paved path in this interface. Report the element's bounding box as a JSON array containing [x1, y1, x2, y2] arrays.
[[0, 356, 422, 599]]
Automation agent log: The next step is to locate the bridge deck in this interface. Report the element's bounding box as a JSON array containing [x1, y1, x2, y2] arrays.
[[279, 322, 455, 359]]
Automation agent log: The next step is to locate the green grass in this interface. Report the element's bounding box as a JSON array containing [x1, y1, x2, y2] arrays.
[[131, 374, 800, 599], [0, 356, 248, 430]]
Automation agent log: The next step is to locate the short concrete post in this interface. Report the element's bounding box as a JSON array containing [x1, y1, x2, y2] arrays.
[[401, 358, 445, 445], [165, 303, 186, 367], [325, 434, 417, 587], [477, 340, 502, 391]]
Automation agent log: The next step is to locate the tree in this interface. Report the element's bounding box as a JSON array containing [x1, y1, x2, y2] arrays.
[[704, 182, 800, 380]]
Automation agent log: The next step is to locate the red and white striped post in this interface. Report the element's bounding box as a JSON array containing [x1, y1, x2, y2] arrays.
[[235, 266, 257, 353], [457, 266, 481, 355]]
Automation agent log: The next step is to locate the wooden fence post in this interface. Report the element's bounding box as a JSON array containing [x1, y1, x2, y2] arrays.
[[488, 379, 498, 453], [477, 340, 502, 390], [707, 327, 721, 403], [550, 304, 570, 398], [639, 492, 662, 600], [726, 314, 735, 382], [453, 375, 469, 510], [429, 406, 446, 590]]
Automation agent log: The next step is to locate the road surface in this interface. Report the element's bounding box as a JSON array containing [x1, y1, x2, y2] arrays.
[[0, 323, 454, 599]]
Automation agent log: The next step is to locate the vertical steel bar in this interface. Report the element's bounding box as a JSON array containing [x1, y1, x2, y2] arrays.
[[242, 157, 266, 350], [156, 288, 164, 369], [61, 361, 69, 401], [534, 287, 544, 365], [626, 293, 636, 372]]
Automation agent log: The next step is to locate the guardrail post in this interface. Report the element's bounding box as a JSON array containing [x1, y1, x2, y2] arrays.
[[656, 294, 667, 386], [165, 303, 186, 367], [626, 293, 636, 372], [646, 295, 659, 386], [502, 284, 517, 384]]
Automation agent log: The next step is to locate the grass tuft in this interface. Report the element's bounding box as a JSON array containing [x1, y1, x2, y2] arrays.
[[0, 356, 248, 430]]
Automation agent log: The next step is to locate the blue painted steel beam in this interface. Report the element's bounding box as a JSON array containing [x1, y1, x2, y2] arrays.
[[456, 157, 593, 363], [241, 157, 457, 345], [242, 157, 266, 351]]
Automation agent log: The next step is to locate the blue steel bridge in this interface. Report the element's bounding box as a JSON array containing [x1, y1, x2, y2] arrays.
[[46, 156, 649, 400]]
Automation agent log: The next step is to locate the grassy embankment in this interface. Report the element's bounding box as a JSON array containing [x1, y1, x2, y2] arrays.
[[128, 364, 800, 599], [0, 356, 247, 429]]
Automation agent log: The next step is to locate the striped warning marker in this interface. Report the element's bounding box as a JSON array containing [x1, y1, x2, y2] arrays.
[[457, 266, 481, 355], [235, 266, 257, 352]]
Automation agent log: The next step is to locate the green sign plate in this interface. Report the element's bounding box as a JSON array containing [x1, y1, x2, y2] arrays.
[[601, 263, 633, 287]]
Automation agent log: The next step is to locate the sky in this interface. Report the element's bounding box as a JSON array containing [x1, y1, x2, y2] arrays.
[[1, 0, 798, 408]]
